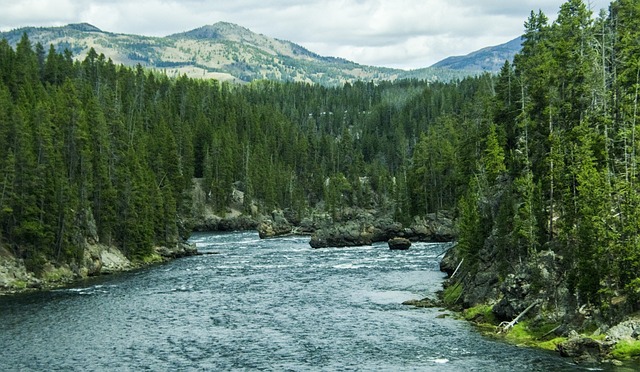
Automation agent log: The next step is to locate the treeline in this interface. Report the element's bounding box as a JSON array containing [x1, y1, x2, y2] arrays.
[[449, 0, 640, 309], [0, 32, 480, 270], [1, 0, 639, 313]]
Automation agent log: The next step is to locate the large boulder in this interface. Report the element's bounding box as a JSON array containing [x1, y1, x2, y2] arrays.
[[369, 217, 404, 242], [408, 214, 455, 242], [388, 237, 411, 250], [257, 210, 293, 238], [81, 243, 133, 276], [155, 242, 198, 259], [606, 317, 640, 343], [557, 332, 611, 363], [97, 246, 133, 274]]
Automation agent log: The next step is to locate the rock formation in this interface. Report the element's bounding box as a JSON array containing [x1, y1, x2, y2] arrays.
[[388, 237, 411, 250]]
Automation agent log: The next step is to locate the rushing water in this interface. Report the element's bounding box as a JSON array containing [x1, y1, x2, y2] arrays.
[[0, 231, 619, 371]]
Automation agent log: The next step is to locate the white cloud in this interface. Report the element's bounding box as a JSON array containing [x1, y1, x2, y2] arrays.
[[0, 0, 614, 69], [1, 0, 79, 27]]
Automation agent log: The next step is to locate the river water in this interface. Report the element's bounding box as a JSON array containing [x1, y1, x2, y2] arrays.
[[0, 231, 618, 371]]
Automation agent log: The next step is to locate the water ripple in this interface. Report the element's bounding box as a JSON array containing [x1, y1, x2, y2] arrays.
[[0, 232, 613, 371]]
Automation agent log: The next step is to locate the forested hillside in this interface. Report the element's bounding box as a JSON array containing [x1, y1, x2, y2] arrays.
[[1, 0, 639, 322], [450, 0, 640, 312], [0, 32, 481, 272]]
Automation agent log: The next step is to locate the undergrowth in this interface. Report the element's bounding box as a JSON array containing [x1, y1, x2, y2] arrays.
[[611, 339, 640, 360]]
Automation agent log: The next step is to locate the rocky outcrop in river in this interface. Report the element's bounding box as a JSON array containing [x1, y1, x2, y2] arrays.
[[257, 210, 293, 238], [191, 214, 258, 232], [190, 178, 456, 247], [309, 210, 455, 248], [309, 221, 374, 248], [388, 237, 411, 250]]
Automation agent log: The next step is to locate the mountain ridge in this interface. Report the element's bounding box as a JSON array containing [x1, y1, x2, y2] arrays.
[[0, 22, 521, 85], [431, 37, 523, 71]]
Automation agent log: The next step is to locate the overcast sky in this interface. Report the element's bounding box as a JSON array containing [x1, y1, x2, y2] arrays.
[[0, 0, 612, 70]]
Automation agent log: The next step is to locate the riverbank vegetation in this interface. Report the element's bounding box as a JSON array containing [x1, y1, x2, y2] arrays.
[[1, 1, 640, 360], [444, 0, 640, 342]]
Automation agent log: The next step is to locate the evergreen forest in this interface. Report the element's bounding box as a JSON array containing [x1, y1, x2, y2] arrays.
[[1, 0, 640, 312]]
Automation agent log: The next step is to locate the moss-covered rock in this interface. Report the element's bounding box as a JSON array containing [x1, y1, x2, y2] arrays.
[[557, 333, 611, 363], [463, 304, 497, 325], [610, 339, 640, 360], [0, 247, 41, 292]]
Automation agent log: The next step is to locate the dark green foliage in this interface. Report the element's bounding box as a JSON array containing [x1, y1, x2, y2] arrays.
[[2, 1, 640, 314], [450, 0, 640, 312], [457, 183, 485, 268], [0, 36, 454, 266]]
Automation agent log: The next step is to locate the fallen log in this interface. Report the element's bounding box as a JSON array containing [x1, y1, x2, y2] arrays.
[[451, 258, 464, 278], [498, 300, 539, 333]]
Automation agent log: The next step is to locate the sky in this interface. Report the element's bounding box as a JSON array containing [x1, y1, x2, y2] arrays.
[[0, 0, 612, 70]]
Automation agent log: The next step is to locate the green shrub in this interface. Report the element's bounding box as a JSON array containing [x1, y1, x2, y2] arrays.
[[12, 280, 28, 289], [141, 253, 164, 264], [611, 339, 640, 360], [504, 322, 534, 344], [442, 282, 462, 306], [538, 337, 566, 351], [502, 320, 566, 351], [463, 304, 497, 325]]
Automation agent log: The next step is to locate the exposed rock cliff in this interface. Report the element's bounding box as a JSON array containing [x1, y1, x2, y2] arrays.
[[0, 241, 197, 295], [439, 242, 640, 364]]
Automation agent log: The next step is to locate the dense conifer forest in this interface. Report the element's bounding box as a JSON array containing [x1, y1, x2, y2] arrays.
[[1, 0, 639, 313]]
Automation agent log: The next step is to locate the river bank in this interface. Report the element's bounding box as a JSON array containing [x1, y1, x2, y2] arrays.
[[4, 212, 638, 367], [1, 198, 456, 295], [0, 241, 197, 295], [434, 243, 640, 366]]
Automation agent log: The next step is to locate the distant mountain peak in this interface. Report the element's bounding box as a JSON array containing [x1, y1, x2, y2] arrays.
[[66, 23, 102, 33], [170, 22, 254, 40], [210, 21, 250, 32], [431, 37, 522, 72]]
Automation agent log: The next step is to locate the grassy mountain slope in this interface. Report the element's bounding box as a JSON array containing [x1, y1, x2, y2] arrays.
[[431, 37, 522, 72], [0, 22, 484, 85]]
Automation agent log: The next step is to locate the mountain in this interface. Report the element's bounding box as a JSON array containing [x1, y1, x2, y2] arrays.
[[431, 37, 522, 72], [0, 22, 504, 85]]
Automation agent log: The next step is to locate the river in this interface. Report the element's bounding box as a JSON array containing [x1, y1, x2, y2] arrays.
[[0, 231, 618, 371]]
